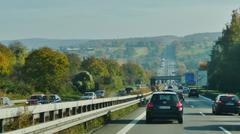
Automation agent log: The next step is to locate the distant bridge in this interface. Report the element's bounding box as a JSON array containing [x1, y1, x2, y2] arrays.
[[150, 75, 182, 86]]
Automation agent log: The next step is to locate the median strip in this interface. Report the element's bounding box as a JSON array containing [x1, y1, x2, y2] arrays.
[[219, 126, 232, 134]]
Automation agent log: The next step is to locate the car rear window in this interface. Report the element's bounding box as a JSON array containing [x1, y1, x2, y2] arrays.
[[220, 96, 239, 102], [190, 89, 197, 92], [30, 96, 42, 100], [151, 94, 178, 104], [85, 93, 93, 96], [49, 96, 55, 100]]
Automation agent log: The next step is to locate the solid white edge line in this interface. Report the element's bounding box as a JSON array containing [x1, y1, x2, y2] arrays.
[[219, 126, 232, 134], [199, 112, 206, 116], [116, 112, 146, 134]]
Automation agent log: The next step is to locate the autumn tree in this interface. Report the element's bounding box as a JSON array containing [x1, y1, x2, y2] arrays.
[[122, 61, 148, 85], [66, 53, 81, 75], [81, 56, 109, 79], [208, 9, 240, 92], [23, 47, 69, 93], [9, 41, 27, 66], [0, 43, 15, 76], [101, 58, 123, 91], [72, 71, 95, 93]]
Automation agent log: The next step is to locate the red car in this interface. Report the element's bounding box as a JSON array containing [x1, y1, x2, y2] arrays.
[[26, 94, 48, 105]]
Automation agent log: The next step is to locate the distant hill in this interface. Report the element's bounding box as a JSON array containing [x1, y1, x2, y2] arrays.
[[1, 38, 90, 50], [1, 32, 222, 72], [1, 35, 179, 50]]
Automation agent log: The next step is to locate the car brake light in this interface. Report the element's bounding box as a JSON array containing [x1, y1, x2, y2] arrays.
[[237, 100, 240, 105], [147, 102, 153, 109], [217, 100, 224, 104], [176, 101, 183, 111]]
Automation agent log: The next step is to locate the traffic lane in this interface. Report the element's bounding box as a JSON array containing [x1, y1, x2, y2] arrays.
[[185, 96, 240, 134], [94, 97, 215, 134], [93, 106, 146, 134], [94, 96, 240, 134], [127, 97, 222, 134]]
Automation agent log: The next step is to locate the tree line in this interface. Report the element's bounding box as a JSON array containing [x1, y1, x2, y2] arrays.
[[208, 9, 240, 93], [0, 42, 150, 97]]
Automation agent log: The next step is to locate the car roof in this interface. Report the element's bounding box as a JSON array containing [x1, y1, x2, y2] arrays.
[[96, 90, 104, 92], [218, 94, 237, 97], [31, 94, 46, 96], [152, 91, 177, 95]]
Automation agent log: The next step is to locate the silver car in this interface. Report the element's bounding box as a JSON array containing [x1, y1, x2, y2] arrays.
[[95, 90, 105, 98], [49, 94, 62, 103], [81, 92, 97, 100], [0, 97, 13, 108]]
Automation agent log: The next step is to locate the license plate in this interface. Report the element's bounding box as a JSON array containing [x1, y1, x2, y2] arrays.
[[226, 103, 234, 106], [159, 106, 171, 109]]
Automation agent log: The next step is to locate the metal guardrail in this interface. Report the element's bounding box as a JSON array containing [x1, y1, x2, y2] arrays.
[[11, 100, 26, 104], [0, 92, 152, 134]]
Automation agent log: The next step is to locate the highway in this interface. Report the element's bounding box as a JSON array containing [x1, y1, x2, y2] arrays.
[[93, 96, 240, 134]]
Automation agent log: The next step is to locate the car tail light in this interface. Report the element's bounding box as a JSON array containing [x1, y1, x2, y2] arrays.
[[147, 102, 153, 109], [217, 100, 224, 104], [237, 100, 240, 105], [176, 101, 183, 111]]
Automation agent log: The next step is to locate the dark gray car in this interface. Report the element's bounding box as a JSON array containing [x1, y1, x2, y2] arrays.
[[146, 92, 183, 124]]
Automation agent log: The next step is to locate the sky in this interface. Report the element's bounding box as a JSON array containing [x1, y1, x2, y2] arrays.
[[0, 0, 240, 40]]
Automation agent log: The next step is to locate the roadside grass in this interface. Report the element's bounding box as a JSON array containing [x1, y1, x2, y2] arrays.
[[0, 91, 27, 100], [4, 112, 32, 132], [56, 103, 139, 134], [61, 94, 82, 101], [130, 88, 151, 95]]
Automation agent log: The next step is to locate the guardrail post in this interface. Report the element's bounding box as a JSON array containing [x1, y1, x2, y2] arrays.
[[39, 112, 45, 123], [0, 119, 3, 133]]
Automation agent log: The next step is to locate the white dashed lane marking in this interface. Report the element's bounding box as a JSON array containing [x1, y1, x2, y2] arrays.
[[219, 126, 232, 134], [199, 112, 206, 116]]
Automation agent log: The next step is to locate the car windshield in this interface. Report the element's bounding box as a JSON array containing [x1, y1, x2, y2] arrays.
[[49, 96, 55, 100], [96, 91, 103, 93], [85, 93, 93, 96], [30, 96, 42, 100]]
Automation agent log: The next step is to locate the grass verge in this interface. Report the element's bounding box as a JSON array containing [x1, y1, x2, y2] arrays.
[[55, 103, 139, 134]]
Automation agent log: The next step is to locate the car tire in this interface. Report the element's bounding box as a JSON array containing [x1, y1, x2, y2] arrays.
[[238, 113, 240, 116], [212, 108, 216, 114], [178, 117, 183, 124]]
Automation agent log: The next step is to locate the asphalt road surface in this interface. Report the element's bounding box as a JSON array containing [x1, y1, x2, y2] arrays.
[[93, 96, 240, 134]]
